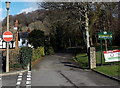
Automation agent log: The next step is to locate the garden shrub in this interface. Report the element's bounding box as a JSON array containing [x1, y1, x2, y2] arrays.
[[32, 46, 45, 61], [10, 63, 21, 68], [2, 49, 21, 71], [37, 46, 45, 56], [19, 47, 32, 69], [9, 49, 20, 66], [45, 46, 54, 55]]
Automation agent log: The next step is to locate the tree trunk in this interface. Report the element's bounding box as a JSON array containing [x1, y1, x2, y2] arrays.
[[69, 38, 71, 47], [90, 37, 93, 46], [85, 5, 90, 52]]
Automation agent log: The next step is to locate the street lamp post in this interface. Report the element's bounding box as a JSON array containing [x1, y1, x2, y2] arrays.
[[6, 1, 11, 72]]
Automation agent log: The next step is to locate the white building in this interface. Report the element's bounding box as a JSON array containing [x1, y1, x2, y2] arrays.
[[0, 37, 29, 49], [0, 32, 33, 49]]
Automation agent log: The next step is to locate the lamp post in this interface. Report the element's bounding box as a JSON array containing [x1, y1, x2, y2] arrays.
[[6, 1, 11, 72]]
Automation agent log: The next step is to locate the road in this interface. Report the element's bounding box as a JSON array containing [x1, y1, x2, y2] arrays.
[[1, 53, 120, 87]]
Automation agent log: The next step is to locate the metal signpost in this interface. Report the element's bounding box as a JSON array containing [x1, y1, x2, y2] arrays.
[[3, 31, 13, 72], [5, 1, 11, 72], [98, 31, 112, 65]]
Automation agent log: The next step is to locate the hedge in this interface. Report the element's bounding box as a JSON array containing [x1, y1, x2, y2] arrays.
[[32, 46, 45, 61], [45, 46, 54, 55], [19, 47, 32, 69]]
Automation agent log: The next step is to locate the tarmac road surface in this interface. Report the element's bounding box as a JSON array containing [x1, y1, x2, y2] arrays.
[[1, 53, 120, 87]]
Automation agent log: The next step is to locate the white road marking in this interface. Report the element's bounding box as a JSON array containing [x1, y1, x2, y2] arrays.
[[16, 81, 21, 85], [16, 71, 32, 87], [16, 73, 23, 87], [26, 81, 31, 85], [27, 75, 31, 78], [18, 75, 22, 78], [26, 71, 32, 87], [27, 78, 31, 81], [17, 78, 22, 81], [0, 77, 1, 80]]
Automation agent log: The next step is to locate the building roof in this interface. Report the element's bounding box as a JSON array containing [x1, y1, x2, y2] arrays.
[[19, 32, 29, 38]]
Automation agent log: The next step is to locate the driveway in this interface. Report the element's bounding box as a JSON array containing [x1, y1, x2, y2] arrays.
[[31, 53, 119, 87], [1, 53, 119, 87]]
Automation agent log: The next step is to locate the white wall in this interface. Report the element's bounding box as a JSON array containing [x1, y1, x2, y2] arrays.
[[0, 38, 2, 48]]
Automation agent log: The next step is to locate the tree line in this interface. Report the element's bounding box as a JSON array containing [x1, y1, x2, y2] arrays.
[[2, 2, 120, 51]]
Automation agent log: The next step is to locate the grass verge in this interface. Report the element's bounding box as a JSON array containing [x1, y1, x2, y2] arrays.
[[74, 47, 120, 77], [94, 65, 120, 78], [74, 53, 89, 68]]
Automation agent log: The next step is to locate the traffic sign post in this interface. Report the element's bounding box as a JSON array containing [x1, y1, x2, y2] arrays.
[[3, 31, 13, 72], [5, 1, 11, 73]]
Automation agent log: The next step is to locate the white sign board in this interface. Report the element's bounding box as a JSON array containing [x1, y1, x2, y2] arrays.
[[103, 50, 120, 62]]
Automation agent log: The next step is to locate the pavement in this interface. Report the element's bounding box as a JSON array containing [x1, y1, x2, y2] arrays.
[[1, 53, 120, 87]]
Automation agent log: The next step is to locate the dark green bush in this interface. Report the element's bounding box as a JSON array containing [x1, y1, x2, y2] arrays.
[[19, 47, 32, 69], [28, 30, 45, 48], [45, 46, 54, 55]]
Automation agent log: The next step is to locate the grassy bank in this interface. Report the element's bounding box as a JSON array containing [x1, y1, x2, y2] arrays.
[[74, 47, 120, 77], [94, 65, 119, 77], [74, 53, 89, 68]]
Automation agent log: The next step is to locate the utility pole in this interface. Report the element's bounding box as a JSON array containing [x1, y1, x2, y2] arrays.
[[14, 20, 19, 49], [5, 1, 11, 72]]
